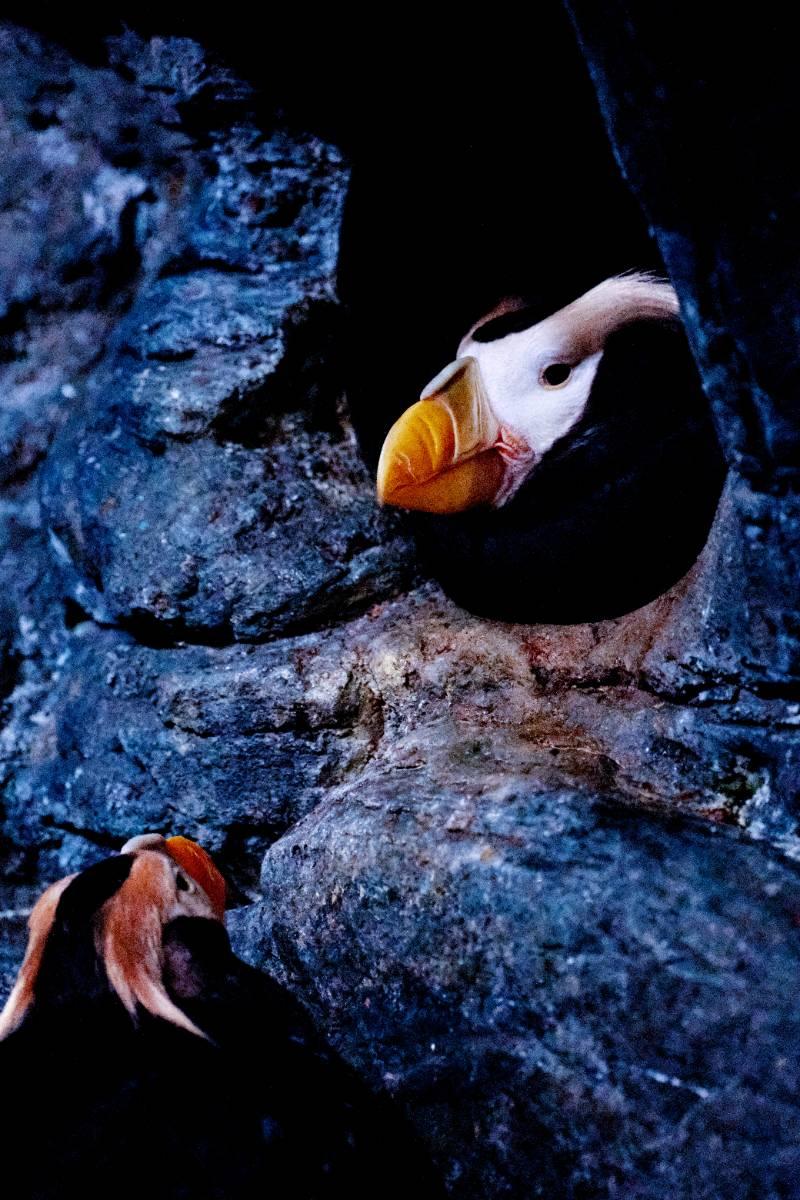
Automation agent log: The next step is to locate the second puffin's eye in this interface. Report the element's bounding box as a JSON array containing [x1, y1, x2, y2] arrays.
[[540, 363, 572, 388], [176, 872, 190, 892]]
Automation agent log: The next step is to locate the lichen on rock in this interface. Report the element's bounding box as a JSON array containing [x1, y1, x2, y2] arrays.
[[1, 15, 800, 1200]]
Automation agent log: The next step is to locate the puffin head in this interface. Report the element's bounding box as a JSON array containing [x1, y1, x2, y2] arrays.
[[375, 272, 726, 621], [0, 833, 226, 1042], [377, 273, 680, 513]]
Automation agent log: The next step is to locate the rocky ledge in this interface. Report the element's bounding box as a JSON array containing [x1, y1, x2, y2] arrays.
[[1, 17, 798, 1199]]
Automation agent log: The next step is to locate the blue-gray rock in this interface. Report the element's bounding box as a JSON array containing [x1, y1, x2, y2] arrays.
[[0, 612, 377, 887], [1, 16, 800, 1200], [232, 780, 800, 1199], [0, 24, 204, 492], [39, 99, 413, 643], [566, 4, 800, 693]]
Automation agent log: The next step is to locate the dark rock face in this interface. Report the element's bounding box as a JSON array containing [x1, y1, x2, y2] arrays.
[[565, 5, 800, 691], [232, 789, 800, 1199], [0, 26, 198, 491], [0, 23, 412, 888], [0, 616, 384, 889], [1, 14, 800, 1200], [38, 91, 411, 644]]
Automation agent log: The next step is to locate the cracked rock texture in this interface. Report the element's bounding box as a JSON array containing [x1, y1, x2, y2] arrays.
[[566, 4, 800, 693], [232, 790, 800, 1199], [1, 15, 799, 1200]]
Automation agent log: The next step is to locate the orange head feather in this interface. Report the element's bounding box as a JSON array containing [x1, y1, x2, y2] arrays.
[[165, 836, 227, 920], [0, 834, 228, 1043]]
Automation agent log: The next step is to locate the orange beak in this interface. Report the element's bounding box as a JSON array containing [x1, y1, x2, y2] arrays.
[[376, 357, 506, 513]]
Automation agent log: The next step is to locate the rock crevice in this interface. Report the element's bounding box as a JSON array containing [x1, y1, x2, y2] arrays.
[[1, 16, 798, 1199]]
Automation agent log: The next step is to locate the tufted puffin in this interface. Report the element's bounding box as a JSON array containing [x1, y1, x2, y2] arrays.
[[376, 274, 726, 623], [0, 835, 444, 1200]]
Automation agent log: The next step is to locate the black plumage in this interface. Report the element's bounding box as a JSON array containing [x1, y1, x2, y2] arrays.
[[0, 852, 444, 1200], [338, 11, 725, 623], [417, 318, 726, 623]]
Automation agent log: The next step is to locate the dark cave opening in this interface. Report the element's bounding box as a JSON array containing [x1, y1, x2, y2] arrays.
[[1, 14, 799, 1200], [332, 13, 727, 623], [12, 7, 729, 623]]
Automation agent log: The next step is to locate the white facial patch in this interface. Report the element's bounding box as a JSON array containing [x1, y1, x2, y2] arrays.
[[458, 313, 604, 509], [461, 325, 603, 463], [457, 273, 678, 505]]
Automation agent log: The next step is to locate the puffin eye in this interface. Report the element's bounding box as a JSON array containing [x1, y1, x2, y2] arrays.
[[540, 363, 572, 388], [176, 872, 191, 893]]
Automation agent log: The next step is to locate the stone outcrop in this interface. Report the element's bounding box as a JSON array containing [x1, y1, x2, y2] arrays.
[[1, 15, 798, 1198]]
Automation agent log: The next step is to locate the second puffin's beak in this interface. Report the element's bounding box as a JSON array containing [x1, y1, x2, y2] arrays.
[[376, 357, 505, 513]]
